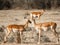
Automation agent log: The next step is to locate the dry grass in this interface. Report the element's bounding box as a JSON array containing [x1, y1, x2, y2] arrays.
[[0, 10, 60, 45]]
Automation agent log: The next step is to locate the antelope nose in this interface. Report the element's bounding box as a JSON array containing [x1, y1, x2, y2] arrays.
[[35, 16, 38, 18]]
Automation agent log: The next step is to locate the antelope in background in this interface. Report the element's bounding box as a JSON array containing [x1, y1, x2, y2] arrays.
[[30, 18, 58, 44], [24, 9, 45, 27], [30, 9, 45, 20], [4, 19, 31, 43]]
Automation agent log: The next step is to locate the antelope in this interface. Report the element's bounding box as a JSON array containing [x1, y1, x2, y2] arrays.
[[30, 19, 58, 44], [4, 19, 31, 43], [30, 9, 45, 20]]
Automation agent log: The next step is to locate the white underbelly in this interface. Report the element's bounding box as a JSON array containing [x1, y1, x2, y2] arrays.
[[13, 29, 18, 33], [41, 27, 48, 31]]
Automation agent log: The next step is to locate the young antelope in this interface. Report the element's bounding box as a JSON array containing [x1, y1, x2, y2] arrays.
[[4, 19, 31, 43], [30, 19, 58, 44]]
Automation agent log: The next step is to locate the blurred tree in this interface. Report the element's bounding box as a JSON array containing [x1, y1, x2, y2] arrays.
[[0, 0, 60, 10], [0, 0, 4, 9]]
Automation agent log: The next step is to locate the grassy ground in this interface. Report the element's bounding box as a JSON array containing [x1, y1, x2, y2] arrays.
[[0, 9, 60, 45]]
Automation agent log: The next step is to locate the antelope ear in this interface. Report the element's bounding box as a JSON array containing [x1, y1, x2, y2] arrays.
[[28, 20, 32, 23]]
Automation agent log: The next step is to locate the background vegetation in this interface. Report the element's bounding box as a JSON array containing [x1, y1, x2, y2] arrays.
[[0, 0, 60, 10]]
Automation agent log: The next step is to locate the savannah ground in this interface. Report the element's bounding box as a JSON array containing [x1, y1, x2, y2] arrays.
[[0, 9, 60, 45]]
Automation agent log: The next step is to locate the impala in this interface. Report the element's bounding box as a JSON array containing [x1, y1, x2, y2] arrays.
[[4, 19, 31, 43], [30, 19, 58, 44], [30, 9, 45, 20]]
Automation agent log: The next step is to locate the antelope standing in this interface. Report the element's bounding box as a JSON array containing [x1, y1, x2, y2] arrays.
[[4, 19, 31, 43], [30, 9, 45, 20], [30, 19, 58, 44]]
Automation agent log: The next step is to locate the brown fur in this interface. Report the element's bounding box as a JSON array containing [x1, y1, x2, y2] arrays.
[[30, 9, 45, 20], [31, 19, 58, 44], [4, 19, 31, 43]]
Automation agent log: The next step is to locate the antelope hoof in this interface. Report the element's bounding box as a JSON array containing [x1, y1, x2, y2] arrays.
[[4, 41, 7, 43]]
